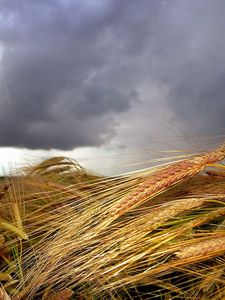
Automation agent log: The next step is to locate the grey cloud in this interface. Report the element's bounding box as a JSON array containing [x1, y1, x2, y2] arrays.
[[0, 0, 225, 151], [149, 1, 225, 135]]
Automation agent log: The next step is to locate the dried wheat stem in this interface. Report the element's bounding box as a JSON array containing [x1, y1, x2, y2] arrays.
[[206, 170, 225, 177], [200, 266, 225, 292], [110, 144, 225, 218], [175, 236, 225, 259]]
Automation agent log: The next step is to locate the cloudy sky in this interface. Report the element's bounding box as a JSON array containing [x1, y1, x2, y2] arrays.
[[0, 0, 225, 174]]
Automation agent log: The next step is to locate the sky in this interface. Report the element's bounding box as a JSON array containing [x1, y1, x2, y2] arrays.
[[0, 0, 225, 175]]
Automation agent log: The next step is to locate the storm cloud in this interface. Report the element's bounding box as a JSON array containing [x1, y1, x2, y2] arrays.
[[0, 0, 225, 150]]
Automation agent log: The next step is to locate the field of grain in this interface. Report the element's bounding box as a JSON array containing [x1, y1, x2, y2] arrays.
[[0, 145, 225, 299]]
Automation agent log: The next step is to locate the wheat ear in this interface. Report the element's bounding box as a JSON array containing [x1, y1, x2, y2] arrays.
[[141, 197, 205, 233], [109, 144, 225, 218], [175, 236, 225, 259], [47, 288, 73, 300]]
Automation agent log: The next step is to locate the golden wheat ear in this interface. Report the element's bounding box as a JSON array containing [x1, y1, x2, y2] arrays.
[[0, 287, 11, 300], [108, 143, 225, 219], [43, 288, 73, 300]]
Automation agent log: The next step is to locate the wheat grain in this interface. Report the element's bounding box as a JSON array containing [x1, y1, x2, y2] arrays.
[[47, 288, 73, 300], [0, 288, 11, 300], [175, 236, 225, 259]]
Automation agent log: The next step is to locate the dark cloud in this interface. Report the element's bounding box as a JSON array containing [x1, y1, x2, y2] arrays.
[[148, 1, 225, 135], [0, 0, 224, 150]]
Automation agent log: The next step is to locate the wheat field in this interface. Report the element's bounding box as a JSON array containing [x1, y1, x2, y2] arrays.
[[0, 144, 225, 299]]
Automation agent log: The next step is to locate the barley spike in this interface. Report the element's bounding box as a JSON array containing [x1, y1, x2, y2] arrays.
[[110, 143, 225, 218]]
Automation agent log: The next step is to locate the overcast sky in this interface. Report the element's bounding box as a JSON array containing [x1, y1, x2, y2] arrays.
[[0, 0, 225, 174]]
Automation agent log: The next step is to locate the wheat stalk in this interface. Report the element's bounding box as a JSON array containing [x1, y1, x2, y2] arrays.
[[109, 143, 225, 218]]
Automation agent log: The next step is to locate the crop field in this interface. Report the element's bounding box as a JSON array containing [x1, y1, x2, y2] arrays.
[[0, 145, 225, 299]]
